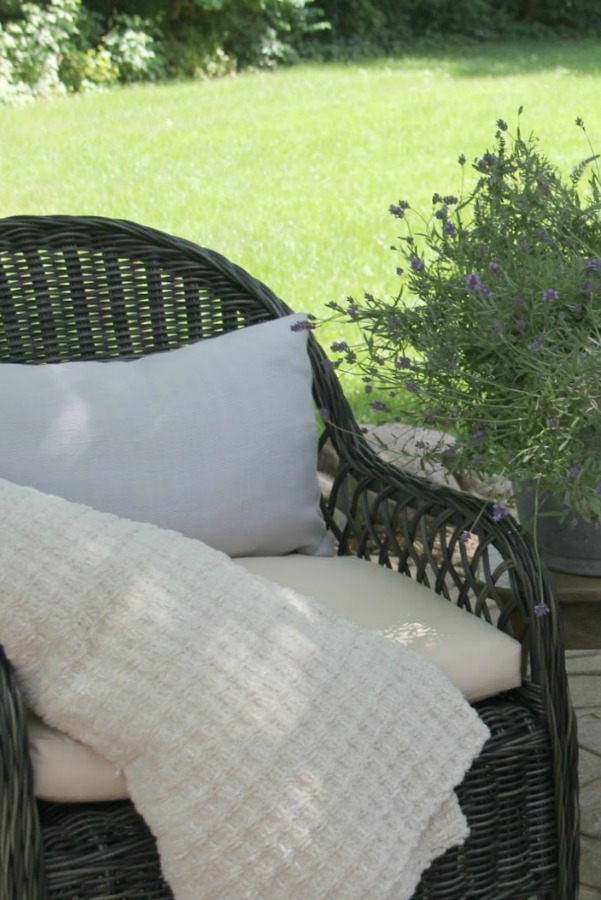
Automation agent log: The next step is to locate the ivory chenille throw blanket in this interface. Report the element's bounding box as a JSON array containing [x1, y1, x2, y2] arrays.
[[0, 478, 489, 900]]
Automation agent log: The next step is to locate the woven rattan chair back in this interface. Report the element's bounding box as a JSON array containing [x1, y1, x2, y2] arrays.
[[0, 215, 294, 363]]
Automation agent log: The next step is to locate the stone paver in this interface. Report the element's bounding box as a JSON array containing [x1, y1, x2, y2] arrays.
[[579, 887, 601, 900], [565, 674, 601, 712]]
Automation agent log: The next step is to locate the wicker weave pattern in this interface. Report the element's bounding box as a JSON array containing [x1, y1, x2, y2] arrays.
[[0, 215, 579, 899]]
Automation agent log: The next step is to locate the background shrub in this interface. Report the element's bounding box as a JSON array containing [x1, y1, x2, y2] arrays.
[[1, 0, 601, 103], [0, 0, 80, 101], [102, 13, 164, 82]]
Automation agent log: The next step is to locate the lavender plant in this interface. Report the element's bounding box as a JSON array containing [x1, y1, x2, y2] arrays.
[[328, 111, 601, 522]]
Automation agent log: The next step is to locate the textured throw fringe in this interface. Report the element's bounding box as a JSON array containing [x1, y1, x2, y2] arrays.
[[0, 478, 489, 900]]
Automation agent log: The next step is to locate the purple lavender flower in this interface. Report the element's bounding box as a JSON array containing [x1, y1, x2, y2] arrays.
[[458, 153, 466, 166], [345, 350, 357, 364], [586, 258, 601, 273], [478, 152, 497, 169], [534, 602, 551, 617], [330, 340, 349, 353], [443, 221, 457, 237], [542, 288, 560, 303], [370, 399, 389, 412], [319, 407, 330, 422], [435, 206, 448, 220], [465, 273, 482, 291], [570, 467, 580, 479], [528, 333, 545, 353], [492, 502, 510, 522], [406, 381, 420, 393], [389, 203, 406, 218], [459, 531, 472, 544], [410, 257, 425, 273], [492, 321, 502, 336], [443, 195, 458, 206], [496, 118, 508, 131], [414, 440, 428, 450], [519, 237, 530, 253], [432, 192, 443, 205], [489, 261, 500, 274], [395, 356, 412, 369], [290, 319, 313, 332]]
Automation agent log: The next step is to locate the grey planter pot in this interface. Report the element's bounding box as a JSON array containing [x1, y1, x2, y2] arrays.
[[515, 488, 601, 576]]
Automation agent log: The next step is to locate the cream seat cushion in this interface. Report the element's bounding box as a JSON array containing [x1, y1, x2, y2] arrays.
[[28, 712, 128, 802], [29, 554, 521, 803]]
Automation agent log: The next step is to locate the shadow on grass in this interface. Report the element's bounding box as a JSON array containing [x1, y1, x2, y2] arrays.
[[342, 38, 601, 79]]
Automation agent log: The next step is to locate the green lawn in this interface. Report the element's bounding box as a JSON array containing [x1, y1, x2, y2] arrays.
[[2, 39, 600, 415]]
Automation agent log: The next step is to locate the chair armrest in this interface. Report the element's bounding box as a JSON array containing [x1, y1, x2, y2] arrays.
[[318, 417, 565, 684], [318, 419, 580, 888], [0, 643, 46, 900]]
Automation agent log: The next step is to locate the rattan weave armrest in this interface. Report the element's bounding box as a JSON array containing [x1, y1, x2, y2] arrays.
[[0, 644, 46, 900]]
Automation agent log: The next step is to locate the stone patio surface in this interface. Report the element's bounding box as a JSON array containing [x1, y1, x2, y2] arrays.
[[566, 649, 601, 898]]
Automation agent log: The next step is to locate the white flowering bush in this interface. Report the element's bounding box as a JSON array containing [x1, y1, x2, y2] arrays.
[[102, 14, 163, 83], [0, 0, 79, 101]]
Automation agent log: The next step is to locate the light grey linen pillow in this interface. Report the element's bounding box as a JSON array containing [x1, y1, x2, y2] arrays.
[[0, 313, 331, 557]]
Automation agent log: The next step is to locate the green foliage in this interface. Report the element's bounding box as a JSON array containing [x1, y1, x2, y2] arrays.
[[102, 13, 164, 81], [59, 45, 118, 91], [0, 1, 166, 100], [0, 0, 23, 15], [522, 0, 601, 31], [315, 0, 601, 54], [157, 0, 325, 78], [404, 0, 509, 38], [312, 0, 408, 55], [0, 0, 80, 101], [2, 0, 600, 102], [0, 0, 324, 98], [83, 0, 169, 18], [211, 0, 325, 70], [162, 23, 235, 79], [328, 114, 601, 521]]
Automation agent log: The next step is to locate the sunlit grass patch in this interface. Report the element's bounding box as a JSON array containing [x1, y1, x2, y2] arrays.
[[1, 41, 600, 418]]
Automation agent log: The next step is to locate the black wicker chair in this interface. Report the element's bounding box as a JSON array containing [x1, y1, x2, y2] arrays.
[[0, 215, 579, 900]]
